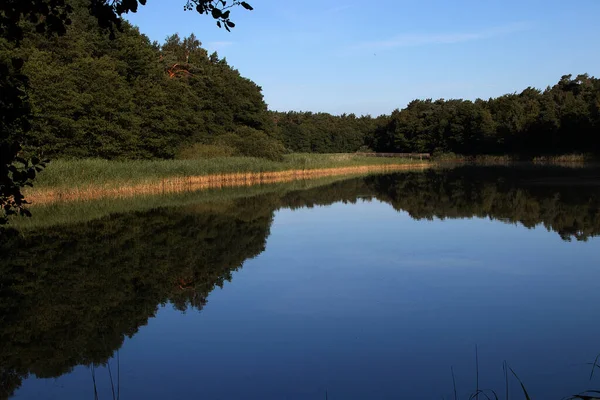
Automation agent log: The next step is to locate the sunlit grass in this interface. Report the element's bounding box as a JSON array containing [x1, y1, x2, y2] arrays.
[[12, 172, 398, 230], [29, 154, 424, 190]]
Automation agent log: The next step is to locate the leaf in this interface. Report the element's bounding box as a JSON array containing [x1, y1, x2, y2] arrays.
[[241, 1, 253, 10], [211, 8, 222, 19], [217, 21, 222, 28], [226, 20, 235, 28]]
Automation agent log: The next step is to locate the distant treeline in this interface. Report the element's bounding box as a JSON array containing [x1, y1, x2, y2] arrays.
[[273, 74, 600, 156], [7, 0, 600, 161]]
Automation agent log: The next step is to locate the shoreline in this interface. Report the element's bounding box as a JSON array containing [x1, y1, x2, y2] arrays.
[[25, 163, 431, 205]]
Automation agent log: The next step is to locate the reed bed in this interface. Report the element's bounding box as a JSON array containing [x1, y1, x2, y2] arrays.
[[29, 154, 423, 190], [12, 173, 387, 229], [25, 163, 430, 205]]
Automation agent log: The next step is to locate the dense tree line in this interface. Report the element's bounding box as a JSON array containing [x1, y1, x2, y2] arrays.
[[274, 75, 600, 156], [11, 1, 599, 162], [8, 0, 275, 160], [0, 0, 257, 226], [271, 111, 382, 153]]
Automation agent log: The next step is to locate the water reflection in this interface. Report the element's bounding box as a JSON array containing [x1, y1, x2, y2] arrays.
[[1, 166, 600, 398]]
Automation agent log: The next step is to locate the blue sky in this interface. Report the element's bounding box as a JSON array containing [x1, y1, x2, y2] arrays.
[[127, 0, 600, 116]]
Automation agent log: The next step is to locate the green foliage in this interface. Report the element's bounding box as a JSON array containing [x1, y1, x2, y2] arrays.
[[377, 75, 600, 155], [0, 39, 48, 226], [0, 0, 253, 226], [214, 126, 287, 161], [177, 143, 236, 159], [272, 111, 377, 153], [357, 145, 375, 153], [272, 74, 600, 157], [13, 5, 276, 160]]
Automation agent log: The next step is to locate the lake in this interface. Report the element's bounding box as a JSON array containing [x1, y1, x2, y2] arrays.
[[2, 165, 600, 400]]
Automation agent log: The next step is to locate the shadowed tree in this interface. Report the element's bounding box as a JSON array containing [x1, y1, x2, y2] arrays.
[[0, 0, 253, 226]]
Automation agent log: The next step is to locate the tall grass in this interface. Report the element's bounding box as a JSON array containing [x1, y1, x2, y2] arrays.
[[29, 154, 424, 190], [11, 172, 400, 229], [447, 350, 600, 400]]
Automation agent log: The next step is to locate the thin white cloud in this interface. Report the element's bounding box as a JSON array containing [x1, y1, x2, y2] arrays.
[[354, 22, 531, 50]]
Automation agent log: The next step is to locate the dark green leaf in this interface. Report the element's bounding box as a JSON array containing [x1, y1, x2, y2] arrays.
[[211, 8, 222, 19]]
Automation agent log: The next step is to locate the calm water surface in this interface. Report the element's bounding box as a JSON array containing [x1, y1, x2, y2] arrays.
[[2, 166, 600, 399]]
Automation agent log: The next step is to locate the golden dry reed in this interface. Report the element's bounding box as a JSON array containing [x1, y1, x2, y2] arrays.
[[26, 164, 430, 205]]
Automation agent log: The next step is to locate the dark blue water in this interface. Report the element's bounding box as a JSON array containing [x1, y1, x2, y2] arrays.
[[4, 166, 600, 399]]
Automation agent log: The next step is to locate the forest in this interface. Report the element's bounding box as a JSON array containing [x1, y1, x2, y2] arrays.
[[4, 0, 599, 163], [274, 75, 600, 156], [9, 0, 281, 161]]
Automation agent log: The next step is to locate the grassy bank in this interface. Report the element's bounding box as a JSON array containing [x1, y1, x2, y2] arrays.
[[23, 154, 429, 204], [30, 154, 422, 189], [12, 171, 411, 230]]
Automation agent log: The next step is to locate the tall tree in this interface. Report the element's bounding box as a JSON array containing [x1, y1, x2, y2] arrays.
[[0, 0, 253, 226]]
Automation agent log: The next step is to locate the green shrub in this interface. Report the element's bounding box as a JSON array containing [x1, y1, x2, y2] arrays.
[[176, 144, 236, 160], [431, 150, 458, 161], [214, 127, 287, 161], [356, 145, 375, 153]]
